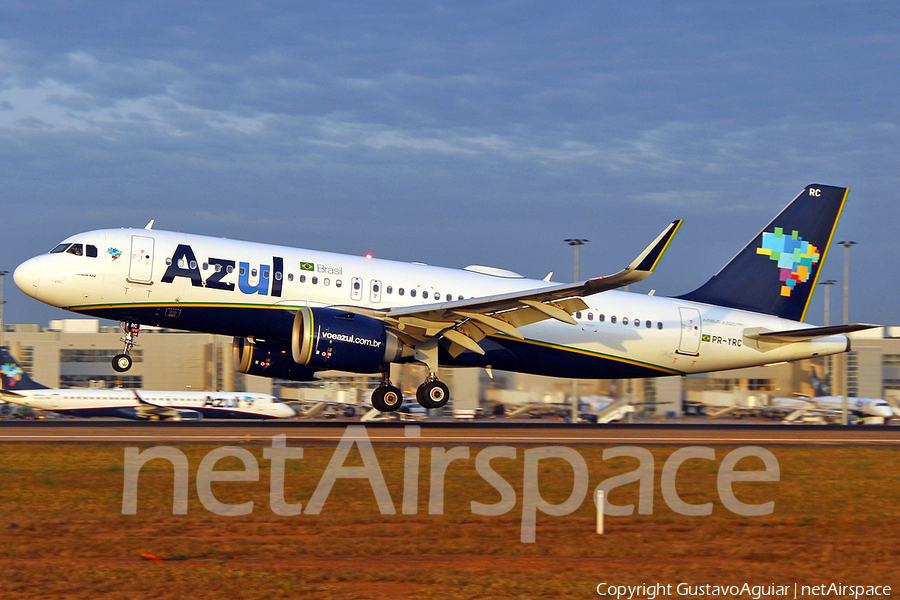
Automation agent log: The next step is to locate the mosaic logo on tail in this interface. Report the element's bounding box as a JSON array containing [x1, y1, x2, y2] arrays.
[[756, 227, 820, 297], [1, 363, 23, 387]]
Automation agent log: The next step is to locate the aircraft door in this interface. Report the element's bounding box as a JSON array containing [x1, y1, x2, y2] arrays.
[[128, 235, 155, 284], [370, 280, 382, 303], [351, 277, 363, 301], [677, 307, 702, 356]]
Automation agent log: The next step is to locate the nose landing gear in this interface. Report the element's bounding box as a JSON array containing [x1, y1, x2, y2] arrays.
[[112, 321, 140, 373]]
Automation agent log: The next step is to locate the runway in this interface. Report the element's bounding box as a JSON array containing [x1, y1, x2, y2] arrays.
[[1, 420, 899, 445]]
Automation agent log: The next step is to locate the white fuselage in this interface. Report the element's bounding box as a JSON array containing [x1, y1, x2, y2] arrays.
[[772, 396, 894, 419], [14, 227, 849, 379], [5, 388, 296, 419]]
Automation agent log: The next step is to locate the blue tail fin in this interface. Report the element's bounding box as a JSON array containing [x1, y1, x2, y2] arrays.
[[677, 184, 849, 322], [0, 347, 48, 390]]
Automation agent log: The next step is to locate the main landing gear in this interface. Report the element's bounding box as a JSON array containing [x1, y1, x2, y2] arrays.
[[112, 321, 140, 373], [371, 373, 403, 412], [416, 375, 449, 410], [370, 371, 451, 413]]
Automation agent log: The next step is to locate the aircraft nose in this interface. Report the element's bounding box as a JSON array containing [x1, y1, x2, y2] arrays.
[[14, 257, 42, 299], [875, 405, 894, 418]]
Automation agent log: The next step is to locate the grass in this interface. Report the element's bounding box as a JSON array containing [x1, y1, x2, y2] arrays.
[[0, 441, 898, 598]]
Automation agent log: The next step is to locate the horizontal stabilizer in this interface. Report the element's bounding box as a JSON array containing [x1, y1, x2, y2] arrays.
[[744, 323, 879, 343]]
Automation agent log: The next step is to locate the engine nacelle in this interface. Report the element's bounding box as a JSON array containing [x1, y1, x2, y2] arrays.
[[292, 307, 405, 373], [233, 337, 318, 381]]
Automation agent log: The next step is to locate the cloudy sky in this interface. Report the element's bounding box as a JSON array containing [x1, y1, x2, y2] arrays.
[[1, 1, 898, 327]]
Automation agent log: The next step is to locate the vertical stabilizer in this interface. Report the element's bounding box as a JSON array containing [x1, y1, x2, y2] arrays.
[[677, 184, 848, 322], [0, 347, 48, 390]]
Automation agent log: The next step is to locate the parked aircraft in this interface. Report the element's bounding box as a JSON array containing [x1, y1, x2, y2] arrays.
[[769, 396, 895, 420], [0, 348, 295, 420], [14, 184, 876, 412]]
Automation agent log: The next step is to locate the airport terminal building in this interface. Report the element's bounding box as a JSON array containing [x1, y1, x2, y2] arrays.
[[2, 319, 898, 417]]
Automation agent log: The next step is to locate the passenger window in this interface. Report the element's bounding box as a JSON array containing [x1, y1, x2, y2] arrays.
[[373, 283, 380, 293], [312, 277, 318, 285], [336, 279, 342, 288], [611, 316, 617, 324], [599, 314, 605, 322], [410, 289, 417, 297], [227, 265, 234, 274], [251, 268, 257, 277], [386, 286, 393, 294], [399, 288, 405, 296], [622, 317, 628, 325], [646, 321, 652, 329], [300, 274, 306, 283], [657, 322, 663, 330], [576, 312, 582, 319], [634, 319, 640, 327], [288, 273, 294, 282], [86, 245, 98, 258], [239, 266, 246, 276], [324, 278, 330, 286], [587, 313, 593, 321], [422, 291, 429, 299]]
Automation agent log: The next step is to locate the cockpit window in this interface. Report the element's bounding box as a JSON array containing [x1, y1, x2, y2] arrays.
[[86, 245, 98, 258], [66, 244, 84, 256], [50, 243, 70, 254]]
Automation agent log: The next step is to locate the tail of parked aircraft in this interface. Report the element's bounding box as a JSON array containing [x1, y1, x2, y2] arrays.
[[677, 184, 849, 322], [0, 347, 47, 391]]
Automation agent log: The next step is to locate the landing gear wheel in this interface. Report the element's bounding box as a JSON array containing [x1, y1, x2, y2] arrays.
[[112, 353, 133, 373], [371, 388, 387, 412], [417, 380, 450, 409], [371, 386, 403, 412], [381, 386, 403, 411]]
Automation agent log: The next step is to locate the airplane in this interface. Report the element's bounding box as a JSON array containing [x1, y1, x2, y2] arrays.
[[0, 347, 296, 420], [13, 184, 877, 413], [768, 396, 895, 421]]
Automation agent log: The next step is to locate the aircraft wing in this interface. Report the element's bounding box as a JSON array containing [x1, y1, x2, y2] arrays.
[[131, 390, 202, 421], [335, 220, 681, 357]]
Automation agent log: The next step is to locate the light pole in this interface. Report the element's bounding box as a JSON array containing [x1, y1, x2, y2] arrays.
[[819, 279, 837, 395], [838, 241, 856, 425], [564, 239, 589, 282], [564, 239, 589, 422], [0, 270, 8, 349]]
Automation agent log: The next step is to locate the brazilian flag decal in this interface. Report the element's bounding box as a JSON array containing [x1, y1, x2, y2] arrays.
[[300, 262, 315, 271], [702, 334, 711, 343]]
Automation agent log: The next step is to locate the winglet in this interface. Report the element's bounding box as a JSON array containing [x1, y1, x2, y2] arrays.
[[628, 220, 683, 273], [580, 219, 682, 294]]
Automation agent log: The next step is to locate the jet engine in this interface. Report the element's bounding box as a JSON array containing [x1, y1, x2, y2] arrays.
[[291, 307, 406, 373], [233, 337, 319, 381]]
